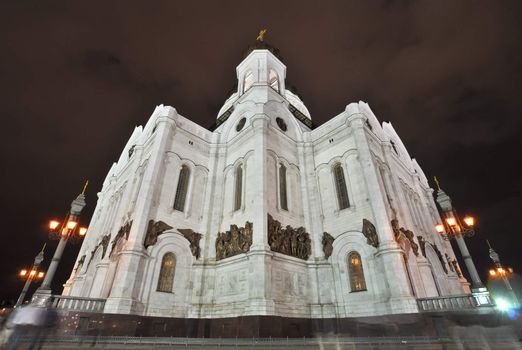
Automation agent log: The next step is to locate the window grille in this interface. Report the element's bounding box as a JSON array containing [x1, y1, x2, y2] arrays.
[[173, 165, 190, 211], [333, 163, 350, 209], [269, 69, 279, 92], [157, 252, 176, 292]]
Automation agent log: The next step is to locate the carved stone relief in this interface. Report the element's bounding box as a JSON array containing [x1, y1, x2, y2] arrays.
[[75, 254, 86, 274], [110, 220, 133, 257], [215, 222, 253, 260], [144, 220, 173, 248], [451, 259, 462, 277], [322, 232, 334, 259], [362, 219, 379, 248], [178, 228, 202, 259], [417, 236, 427, 257], [390, 219, 419, 256], [400, 228, 419, 256], [430, 243, 448, 274], [100, 234, 111, 258], [445, 253, 455, 272], [267, 214, 311, 260]]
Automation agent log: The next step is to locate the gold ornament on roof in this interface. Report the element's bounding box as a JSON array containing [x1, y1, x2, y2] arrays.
[[256, 29, 267, 42]]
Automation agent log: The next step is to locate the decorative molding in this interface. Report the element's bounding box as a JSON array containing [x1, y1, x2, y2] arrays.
[[322, 232, 334, 259], [216, 221, 253, 261], [267, 214, 311, 260], [144, 220, 173, 248], [178, 228, 202, 259], [362, 219, 379, 248]]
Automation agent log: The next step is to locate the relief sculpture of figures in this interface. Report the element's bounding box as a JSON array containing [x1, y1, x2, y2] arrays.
[[322, 232, 334, 259], [267, 214, 311, 260], [216, 221, 253, 261], [144, 220, 173, 248], [451, 259, 462, 277], [445, 253, 455, 272], [391, 219, 401, 242], [110, 220, 133, 256], [430, 243, 448, 274], [400, 228, 419, 256], [100, 234, 111, 258], [362, 219, 379, 248], [417, 235, 427, 257], [178, 228, 203, 259]]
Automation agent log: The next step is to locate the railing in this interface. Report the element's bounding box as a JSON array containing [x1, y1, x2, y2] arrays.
[[49, 295, 106, 313], [417, 294, 478, 312]]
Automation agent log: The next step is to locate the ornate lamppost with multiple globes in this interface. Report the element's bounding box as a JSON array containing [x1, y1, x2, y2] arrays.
[[433, 177, 492, 306], [33, 182, 89, 300], [487, 240, 519, 310], [15, 244, 46, 307]]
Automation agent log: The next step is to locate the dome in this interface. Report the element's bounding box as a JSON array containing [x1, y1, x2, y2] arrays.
[[285, 89, 311, 120]]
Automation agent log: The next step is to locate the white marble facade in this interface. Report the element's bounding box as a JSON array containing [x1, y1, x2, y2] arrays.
[[63, 48, 470, 319]]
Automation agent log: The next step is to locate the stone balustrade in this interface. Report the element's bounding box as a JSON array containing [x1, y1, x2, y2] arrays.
[[49, 295, 106, 313], [417, 294, 479, 312]]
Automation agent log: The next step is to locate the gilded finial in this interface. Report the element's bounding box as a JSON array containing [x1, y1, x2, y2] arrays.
[[434, 176, 442, 191], [256, 29, 267, 42], [81, 180, 89, 195]]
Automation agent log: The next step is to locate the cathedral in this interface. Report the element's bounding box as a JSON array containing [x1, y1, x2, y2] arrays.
[[63, 39, 470, 320]]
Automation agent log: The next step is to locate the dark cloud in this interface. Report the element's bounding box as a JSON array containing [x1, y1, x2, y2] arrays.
[[0, 0, 521, 301]]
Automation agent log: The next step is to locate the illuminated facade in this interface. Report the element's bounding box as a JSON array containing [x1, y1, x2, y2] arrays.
[[63, 45, 469, 318]]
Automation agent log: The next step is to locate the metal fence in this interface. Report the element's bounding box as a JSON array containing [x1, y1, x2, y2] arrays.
[[17, 334, 452, 347]]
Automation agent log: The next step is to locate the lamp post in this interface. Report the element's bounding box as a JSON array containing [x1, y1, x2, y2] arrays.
[[433, 177, 491, 305], [15, 244, 46, 307], [34, 182, 89, 299], [487, 240, 519, 308]]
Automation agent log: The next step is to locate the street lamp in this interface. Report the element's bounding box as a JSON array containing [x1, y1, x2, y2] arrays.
[[33, 181, 89, 300], [487, 240, 519, 309], [15, 244, 46, 307], [433, 177, 490, 305]]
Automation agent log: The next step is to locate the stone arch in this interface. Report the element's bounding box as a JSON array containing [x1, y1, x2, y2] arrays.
[[424, 243, 448, 295], [141, 232, 193, 317]]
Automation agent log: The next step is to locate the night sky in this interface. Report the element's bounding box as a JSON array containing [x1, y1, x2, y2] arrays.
[[1, 1, 521, 303]]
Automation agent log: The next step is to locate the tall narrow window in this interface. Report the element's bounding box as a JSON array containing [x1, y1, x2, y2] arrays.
[[243, 71, 254, 92], [279, 164, 288, 210], [348, 252, 366, 292], [333, 163, 350, 209], [234, 165, 243, 211], [157, 252, 176, 292], [269, 69, 279, 92], [173, 165, 190, 211]]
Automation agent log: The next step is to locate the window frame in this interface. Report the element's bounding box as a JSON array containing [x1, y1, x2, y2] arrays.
[[173, 165, 190, 212], [333, 163, 350, 210], [348, 251, 367, 292], [157, 252, 176, 293]]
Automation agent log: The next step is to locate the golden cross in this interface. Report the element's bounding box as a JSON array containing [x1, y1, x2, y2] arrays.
[[257, 29, 267, 42]]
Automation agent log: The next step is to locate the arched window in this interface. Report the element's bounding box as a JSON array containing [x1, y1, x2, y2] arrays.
[[243, 71, 254, 92], [269, 69, 279, 92], [279, 164, 288, 210], [333, 163, 350, 209], [157, 252, 176, 292], [173, 165, 190, 211], [234, 165, 243, 211], [348, 251, 366, 292]]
